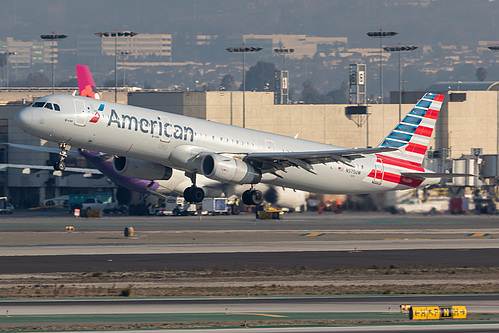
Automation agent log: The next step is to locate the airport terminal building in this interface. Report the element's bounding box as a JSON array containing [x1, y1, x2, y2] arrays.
[[1, 86, 499, 208]]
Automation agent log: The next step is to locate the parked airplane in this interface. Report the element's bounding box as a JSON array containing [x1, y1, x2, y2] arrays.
[[14, 84, 445, 205]]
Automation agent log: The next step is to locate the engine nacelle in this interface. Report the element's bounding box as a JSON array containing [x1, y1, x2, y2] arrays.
[[113, 156, 173, 180], [201, 153, 261, 184]]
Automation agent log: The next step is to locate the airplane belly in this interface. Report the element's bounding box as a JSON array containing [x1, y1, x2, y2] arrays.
[[265, 164, 378, 194]]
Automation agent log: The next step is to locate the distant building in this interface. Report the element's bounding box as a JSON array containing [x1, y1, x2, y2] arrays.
[[98, 33, 172, 60], [243, 34, 348, 59], [0, 37, 53, 69]]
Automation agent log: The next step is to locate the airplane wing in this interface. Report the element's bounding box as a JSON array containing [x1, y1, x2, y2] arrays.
[[6, 142, 82, 156], [242, 146, 398, 174], [0, 163, 100, 174], [2, 143, 102, 175]]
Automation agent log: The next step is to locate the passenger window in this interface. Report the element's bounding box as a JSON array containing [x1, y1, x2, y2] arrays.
[[32, 102, 45, 107], [45, 103, 53, 110], [53, 104, 60, 111]]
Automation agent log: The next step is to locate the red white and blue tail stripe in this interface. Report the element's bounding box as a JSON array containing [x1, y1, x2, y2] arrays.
[[378, 92, 444, 167]]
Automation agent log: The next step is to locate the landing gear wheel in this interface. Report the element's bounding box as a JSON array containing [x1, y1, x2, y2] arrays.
[[183, 186, 205, 203], [183, 187, 192, 201], [191, 187, 205, 202], [242, 189, 263, 206], [250, 190, 263, 205], [242, 190, 251, 205], [53, 160, 66, 171]]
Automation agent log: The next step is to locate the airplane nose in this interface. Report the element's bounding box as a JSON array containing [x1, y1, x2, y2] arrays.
[[14, 108, 33, 130]]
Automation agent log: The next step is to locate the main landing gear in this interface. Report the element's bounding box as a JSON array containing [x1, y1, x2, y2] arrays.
[[242, 188, 263, 206], [53, 142, 70, 171], [183, 172, 205, 203]]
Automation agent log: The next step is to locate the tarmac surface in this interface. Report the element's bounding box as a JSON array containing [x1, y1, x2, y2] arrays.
[[1, 210, 499, 273]]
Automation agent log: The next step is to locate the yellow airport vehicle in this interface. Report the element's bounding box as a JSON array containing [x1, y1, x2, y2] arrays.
[[85, 209, 102, 218], [257, 205, 283, 220], [400, 304, 411, 313]]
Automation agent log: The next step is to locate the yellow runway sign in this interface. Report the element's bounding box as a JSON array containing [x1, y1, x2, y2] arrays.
[[410, 306, 467, 320]]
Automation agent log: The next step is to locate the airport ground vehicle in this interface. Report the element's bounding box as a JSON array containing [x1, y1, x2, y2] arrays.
[[202, 198, 228, 215], [391, 197, 449, 215], [42, 195, 69, 210], [0, 197, 14, 214], [154, 196, 197, 216], [80, 198, 125, 215]]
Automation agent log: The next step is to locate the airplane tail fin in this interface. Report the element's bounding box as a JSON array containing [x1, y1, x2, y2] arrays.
[[377, 92, 444, 167], [76, 65, 100, 99]]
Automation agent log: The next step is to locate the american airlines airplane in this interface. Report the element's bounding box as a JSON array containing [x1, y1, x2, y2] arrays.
[[75, 65, 307, 210], [14, 85, 445, 205]]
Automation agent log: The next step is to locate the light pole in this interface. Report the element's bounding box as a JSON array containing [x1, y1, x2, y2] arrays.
[[118, 51, 130, 88], [273, 47, 294, 71], [226, 45, 262, 128], [40, 32, 68, 95], [384, 44, 418, 121], [95, 30, 138, 102], [1, 51, 16, 91], [367, 29, 398, 104]]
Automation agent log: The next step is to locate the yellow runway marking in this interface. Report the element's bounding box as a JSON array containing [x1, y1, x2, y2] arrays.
[[300, 233, 326, 237], [230, 312, 287, 318]]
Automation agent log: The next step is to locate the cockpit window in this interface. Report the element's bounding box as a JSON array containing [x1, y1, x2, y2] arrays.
[[31, 101, 61, 111], [32, 102, 45, 107]]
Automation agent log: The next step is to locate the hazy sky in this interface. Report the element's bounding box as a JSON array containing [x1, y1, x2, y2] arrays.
[[1, 0, 499, 47]]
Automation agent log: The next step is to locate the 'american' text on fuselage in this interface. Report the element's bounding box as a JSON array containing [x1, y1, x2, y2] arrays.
[[107, 109, 194, 142]]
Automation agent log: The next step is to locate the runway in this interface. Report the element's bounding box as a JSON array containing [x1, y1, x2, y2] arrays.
[[2, 295, 499, 332], [1, 211, 499, 272], [1, 249, 499, 274], [2, 211, 499, 331]]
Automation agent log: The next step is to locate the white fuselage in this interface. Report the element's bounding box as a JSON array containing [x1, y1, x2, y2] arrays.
[[14, 95, 436, 194]]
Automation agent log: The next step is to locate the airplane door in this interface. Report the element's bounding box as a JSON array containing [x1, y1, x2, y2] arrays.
[[74, 99, 87, 127], [159, 116, 171, 143], [372, 159, 384, 185], [265, 140, 276, 151]]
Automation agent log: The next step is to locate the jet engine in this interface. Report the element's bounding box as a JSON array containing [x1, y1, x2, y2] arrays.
[[113, 156, 173, 180], [263, 186, 307, 212], [201, 153, 261, 184]]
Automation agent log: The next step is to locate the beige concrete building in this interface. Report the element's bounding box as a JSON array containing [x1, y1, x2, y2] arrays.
[[128, 90, 499, 160], [243, 34, 348, 59], [100, 33, 172, 60]]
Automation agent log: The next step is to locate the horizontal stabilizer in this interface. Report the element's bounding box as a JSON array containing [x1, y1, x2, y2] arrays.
[[401, 172, 475, 179]]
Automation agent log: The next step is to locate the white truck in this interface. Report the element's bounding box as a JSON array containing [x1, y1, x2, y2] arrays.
[[387, 189, 449, 215], [81, 198, 123, 216], [155, 196, 197, 216], [202, 198, 228, 215]]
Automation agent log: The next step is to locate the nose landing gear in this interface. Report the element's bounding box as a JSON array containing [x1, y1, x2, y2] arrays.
[[53, 143, 70, 171]]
